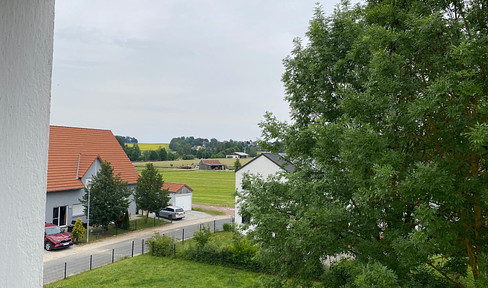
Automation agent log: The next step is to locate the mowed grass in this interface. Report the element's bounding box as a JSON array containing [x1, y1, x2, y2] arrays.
[[161, 169, 235, 207], [126, 143, 170, 151], [133, 165, 236, 207], [45, 255, 269, 288]]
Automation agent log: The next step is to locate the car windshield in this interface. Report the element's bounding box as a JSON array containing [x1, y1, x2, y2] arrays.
[[45, 226, 63, 236], [176, 208, 184, 212]]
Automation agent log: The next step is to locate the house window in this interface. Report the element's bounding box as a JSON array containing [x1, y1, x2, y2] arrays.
[[53, 206, 67, 226]]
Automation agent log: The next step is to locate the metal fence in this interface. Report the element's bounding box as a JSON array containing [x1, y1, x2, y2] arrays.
[[43, 218, 233, 285]]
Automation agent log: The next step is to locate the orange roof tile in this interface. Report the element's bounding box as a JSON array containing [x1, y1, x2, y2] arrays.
[[47, 126, 139, 192], [162, 182, 193, 193]]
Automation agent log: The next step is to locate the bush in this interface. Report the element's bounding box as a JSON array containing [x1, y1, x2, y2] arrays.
[[121, 210, 130, 230], [222, 223, 236, 232], [193, 225, 212, 248], [182, 154, 195, 160], [71, 218, 86, 243], [146, 232, 175, 257]]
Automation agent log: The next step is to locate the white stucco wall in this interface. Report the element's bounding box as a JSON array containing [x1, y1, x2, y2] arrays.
[[234, 155, 285, 226], [0, 1, 55, 287]]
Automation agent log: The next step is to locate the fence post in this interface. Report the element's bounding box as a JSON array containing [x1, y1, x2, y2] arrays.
[[153, 216, 155, 227], [173, 244, 176, 256], [196, 246, 199, 262], [214, 220, 216, 232], [131, 240, 134, 257], [151, 241, 154, 256], [182, 229, 184, 245], [112, 249, 115, 263], [135, 219, 137, 230], [64, 262, 67, 279], [115, 225, 117, 236], [90, 255, 92, 270], [142, 239, 145, 255]]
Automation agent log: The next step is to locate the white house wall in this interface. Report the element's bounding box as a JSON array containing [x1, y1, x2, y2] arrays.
[[235, 156, 285, 226], [0, 1, 55, 287]]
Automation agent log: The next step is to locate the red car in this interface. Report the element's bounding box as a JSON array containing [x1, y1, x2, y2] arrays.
[[44, 223, 73, 251]]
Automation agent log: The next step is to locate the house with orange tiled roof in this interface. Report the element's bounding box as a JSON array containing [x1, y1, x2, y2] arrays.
[[46, 125, 139, 227], [198, 159, 226, 170], [162, 182, 193, 211]]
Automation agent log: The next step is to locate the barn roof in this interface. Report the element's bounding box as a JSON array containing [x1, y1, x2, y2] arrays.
[[47, 125, 139, 192], [200, 160, 224, 165]]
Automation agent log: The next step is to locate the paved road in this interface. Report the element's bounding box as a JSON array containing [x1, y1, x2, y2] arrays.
[[43, 214, 232, 285]]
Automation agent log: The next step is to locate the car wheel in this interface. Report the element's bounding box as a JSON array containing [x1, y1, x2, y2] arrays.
[[45, 241, 52, 251]]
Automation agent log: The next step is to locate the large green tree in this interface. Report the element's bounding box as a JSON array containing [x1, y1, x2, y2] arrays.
[[239, 1, 488, 287], [80, 161, 131, 230], [134, 163, 170, 223]]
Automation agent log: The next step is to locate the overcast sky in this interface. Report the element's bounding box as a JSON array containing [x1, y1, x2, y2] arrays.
[[51, 0, 348, 143]]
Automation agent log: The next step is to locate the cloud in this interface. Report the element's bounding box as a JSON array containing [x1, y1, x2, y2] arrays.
[[51, 0, 347, 142]]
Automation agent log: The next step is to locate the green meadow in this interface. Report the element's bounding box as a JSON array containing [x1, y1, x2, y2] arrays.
[[133, 164, 236, 207], [45, 255, 269, 288]]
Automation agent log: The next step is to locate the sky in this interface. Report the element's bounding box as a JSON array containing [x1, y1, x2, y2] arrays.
[[51, 0, 348, 143]]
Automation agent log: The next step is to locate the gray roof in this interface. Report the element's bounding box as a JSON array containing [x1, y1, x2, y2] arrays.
[[236, 153, 295, 173]]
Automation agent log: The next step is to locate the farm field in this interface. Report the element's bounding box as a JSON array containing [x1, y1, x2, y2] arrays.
[[45, 255, 269, 288], [132, 157, 253, 169], [126, 143, 170, 151], [133, 165, 236, 207]]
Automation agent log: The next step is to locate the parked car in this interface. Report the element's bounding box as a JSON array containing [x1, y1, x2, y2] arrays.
[[156, 206, 185, 220], [44, 223, 74, 251]]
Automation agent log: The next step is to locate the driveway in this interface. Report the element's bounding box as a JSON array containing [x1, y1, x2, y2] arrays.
[[43, 214, 232, 285]]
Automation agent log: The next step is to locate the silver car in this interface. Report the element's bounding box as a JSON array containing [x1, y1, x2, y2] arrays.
[[157, 206, 185, 220]]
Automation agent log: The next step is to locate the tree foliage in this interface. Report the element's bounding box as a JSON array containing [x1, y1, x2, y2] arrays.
[[71, 218, 86, 243], [240, 1, 488, 287], [80, 161, 131, 229], [134, 163, 170, 223]]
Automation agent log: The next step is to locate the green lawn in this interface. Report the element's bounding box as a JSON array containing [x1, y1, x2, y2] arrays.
[[45, 255, 269, 288], [160, 169, 235, 207]]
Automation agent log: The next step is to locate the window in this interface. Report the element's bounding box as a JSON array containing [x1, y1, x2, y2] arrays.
[[72, 203, 84, 217], [53, 206, 67, 226]]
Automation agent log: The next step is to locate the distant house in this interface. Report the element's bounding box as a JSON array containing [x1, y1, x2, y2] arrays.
[[162, 182, 193, 211], [235, 153, 295, 227], [198, 159, 226, 170], [46, 126, 139, 227], [226, 152, 249, 159]]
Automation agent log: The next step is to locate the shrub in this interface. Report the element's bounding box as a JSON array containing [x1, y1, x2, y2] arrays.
[[228, 234, 258, 269], [193, 225, 212, 248], [147, 232, 175, 257], [71, 218, 86, 243], [222, 223, 236, 232], [121, 210, 130, 230]]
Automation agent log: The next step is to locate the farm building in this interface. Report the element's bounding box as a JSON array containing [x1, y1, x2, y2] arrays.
[[226, 152, 249, 159], [235, 153, 295, 227], [198, 159, 226, 170], [46, 125, 139, 227], [162, 182, 193, 211]]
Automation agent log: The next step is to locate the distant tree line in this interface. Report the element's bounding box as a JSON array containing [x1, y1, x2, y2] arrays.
[[116, 135, 138, 143], [169, 136, 258, 159]]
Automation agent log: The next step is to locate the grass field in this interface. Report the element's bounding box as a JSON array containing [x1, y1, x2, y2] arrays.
[[45, 255, 269, 288], [154, 168, 236, 207], [159, 169, 235, 207], [126, 143, 170, 151], [131, 158, 254, 207]]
